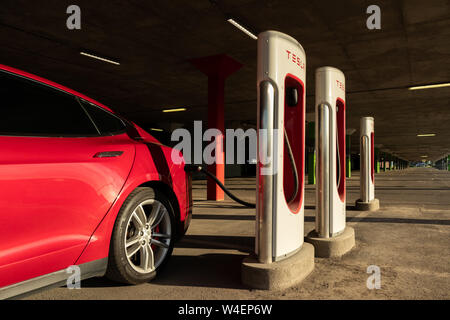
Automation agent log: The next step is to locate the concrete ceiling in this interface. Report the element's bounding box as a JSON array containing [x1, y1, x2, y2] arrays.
[[0, 0, 449, 161]]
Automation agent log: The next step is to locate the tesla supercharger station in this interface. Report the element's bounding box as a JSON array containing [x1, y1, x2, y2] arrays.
[[355, 117, 380, 211], [242, 30, 314, 290], [255, 31, 305, 262], [305, 66, 355, 258]]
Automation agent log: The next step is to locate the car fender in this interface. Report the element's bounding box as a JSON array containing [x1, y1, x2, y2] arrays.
[[74, 142, 186, 265]]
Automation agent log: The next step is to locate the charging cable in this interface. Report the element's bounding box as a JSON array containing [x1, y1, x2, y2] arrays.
[[184, 128, 299, 208]]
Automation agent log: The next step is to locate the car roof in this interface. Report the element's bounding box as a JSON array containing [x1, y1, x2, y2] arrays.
[[0, 63, 162, 144], [0, 63, 114, 113]]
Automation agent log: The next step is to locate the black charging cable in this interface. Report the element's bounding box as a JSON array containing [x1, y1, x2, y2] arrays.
[[186, 165, 256, 208], [184, 128, 299, 208]]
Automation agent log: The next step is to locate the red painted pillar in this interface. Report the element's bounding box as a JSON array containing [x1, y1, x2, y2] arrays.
[[206, 75, 225, 201], [190, 54, 243, 201]]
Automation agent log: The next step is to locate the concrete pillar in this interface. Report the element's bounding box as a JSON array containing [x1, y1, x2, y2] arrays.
[[306, 122, 316, 184], [307, 150, 316, 184], [190, 54, 243, 201], [375, 148, 380, 173], [355, 153, 360, 171]]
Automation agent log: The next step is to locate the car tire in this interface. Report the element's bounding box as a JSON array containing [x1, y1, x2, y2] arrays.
[[106, 187, 176, 284]]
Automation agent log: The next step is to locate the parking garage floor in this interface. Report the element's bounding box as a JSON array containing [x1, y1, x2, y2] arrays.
[[25, 167, 450, 300]]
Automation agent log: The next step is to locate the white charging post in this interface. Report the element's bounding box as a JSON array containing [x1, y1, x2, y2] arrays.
[[305, 67, 355, 258], [256, 30, 306, 263], [241, 30, 314, 290], [355, 117, 380, 211]]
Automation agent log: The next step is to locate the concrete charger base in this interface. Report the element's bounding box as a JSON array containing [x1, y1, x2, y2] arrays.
[[355, 198, 380, 211], [305, 226, 355, 258], [241, 242, 314, 291]]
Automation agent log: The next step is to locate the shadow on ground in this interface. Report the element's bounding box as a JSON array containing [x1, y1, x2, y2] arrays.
[[177, 235, 254, 252], [153, 253, 248, 289], [80, 252, 248, 290]]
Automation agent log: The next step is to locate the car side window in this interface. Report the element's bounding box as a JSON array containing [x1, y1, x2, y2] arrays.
[[80, 100, 126, 135], [0, 71, 99, 137]]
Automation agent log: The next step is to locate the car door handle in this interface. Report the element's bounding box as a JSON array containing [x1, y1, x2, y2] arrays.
[[94, 151, 124, 158]]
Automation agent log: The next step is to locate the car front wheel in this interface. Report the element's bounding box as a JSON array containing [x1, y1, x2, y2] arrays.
[[106, 187, 175, 284]]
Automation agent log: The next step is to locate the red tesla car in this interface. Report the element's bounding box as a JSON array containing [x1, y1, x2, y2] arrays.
[[0, 64, 192, 299]]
